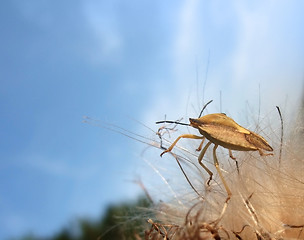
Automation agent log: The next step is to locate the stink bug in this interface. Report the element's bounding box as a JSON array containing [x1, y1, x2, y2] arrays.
[[156, 110, 273, 199]]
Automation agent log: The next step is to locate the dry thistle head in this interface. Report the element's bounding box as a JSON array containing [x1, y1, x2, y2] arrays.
[[146, 107, 304, 240]]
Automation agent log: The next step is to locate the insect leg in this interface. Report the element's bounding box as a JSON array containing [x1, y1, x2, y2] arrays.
[[198, 141, 213, 185], [228, 149, 236, 160], [160, 134, 204, 157], [258, 149, 274, 157], [196, 137, 205, 151], [213, 145, 232, 200], [229, 149, 239, 174]]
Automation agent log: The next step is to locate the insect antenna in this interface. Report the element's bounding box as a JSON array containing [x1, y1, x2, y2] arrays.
[[198, 99, 213, 118], [155, 120, 190, 126], [276, 106, 284, 164]]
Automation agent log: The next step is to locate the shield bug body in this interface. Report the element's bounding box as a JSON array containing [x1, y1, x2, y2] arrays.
[[157, 113, 273, 200]]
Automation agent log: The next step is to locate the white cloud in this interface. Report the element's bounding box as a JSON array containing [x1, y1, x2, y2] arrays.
[[174, 0, 200, 61], [232, 3, 271, 85], [25, 154, 101, 180], [82, 1, 123, 65], [173, 0, 203, 91], [143, 1, 303, 131], [230, 1, 303, 115]]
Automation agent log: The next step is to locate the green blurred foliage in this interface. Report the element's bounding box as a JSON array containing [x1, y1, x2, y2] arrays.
[[16, 196, 152, 240]]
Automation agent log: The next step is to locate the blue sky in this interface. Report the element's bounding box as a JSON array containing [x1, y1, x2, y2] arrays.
[[1, 1, 304, 239]]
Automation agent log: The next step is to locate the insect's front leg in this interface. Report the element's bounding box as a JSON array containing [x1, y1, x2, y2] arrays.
[[160, 134, 204, 157]]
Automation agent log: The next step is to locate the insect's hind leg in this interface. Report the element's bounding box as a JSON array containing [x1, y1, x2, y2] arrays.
[[228, 149, 236, 160], [213, 145, 232, 201], [258, 149, 274, 157], [229, 149, 239, 174], [198, 141, 213, 185]]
